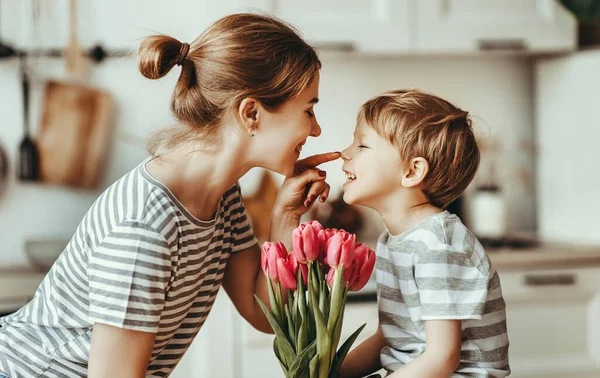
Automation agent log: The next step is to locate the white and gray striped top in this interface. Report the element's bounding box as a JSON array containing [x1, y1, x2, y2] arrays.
[[376, 211, 510, 377], [0, 158, 257, 377]]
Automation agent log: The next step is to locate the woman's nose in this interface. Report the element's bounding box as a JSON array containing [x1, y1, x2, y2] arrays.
[[310, 119, 321, 137]]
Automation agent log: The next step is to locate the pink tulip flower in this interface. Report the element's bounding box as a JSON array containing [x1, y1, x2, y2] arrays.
[[261, 241, 288, 281], [347, 243, 376, 291], [326, 242, 376, 292], [325, 230, 356, 269], [292, 221, 324, 263], [261, 241, 304, 290]]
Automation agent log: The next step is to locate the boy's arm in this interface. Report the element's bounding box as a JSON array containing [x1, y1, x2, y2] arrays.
[[388, 320, 462, 378], [338, 325, 385, 378]]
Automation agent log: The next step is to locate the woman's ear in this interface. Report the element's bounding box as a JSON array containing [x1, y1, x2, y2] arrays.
[[238, 98, 260, 131], [401, 157, 429, 188]]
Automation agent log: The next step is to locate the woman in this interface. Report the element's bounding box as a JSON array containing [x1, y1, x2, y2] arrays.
[[0, 13, 338, 378]]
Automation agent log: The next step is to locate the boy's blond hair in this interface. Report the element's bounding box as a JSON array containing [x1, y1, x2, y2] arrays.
[[359, 89, 480, 209]]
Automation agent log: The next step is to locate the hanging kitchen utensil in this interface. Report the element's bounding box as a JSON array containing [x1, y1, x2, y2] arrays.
[[0, 0, 16, 59], [65, 0, 86, 78], [37, 0, 113, 189], [18, 56, 40, 181], [38, 81, 113, 188], [0, 139, 8, 198]]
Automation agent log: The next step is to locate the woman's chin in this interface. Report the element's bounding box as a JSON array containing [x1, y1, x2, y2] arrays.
[[270, 161, 295, 177]]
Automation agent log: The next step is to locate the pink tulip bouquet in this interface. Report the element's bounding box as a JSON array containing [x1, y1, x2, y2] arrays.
[[256, 220, 376, 378]]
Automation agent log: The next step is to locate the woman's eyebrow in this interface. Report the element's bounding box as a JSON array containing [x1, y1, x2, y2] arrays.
[[308, 97, 319, 104]]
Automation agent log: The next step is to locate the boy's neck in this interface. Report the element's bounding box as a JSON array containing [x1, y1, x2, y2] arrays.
[[376, 192, 443, 236]]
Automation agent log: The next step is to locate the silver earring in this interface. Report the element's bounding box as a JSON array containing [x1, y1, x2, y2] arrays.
[[248, 127, 257, 137]]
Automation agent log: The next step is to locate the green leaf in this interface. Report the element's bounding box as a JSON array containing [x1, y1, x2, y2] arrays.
[[273, 338, 289, 374], [327, 268, 345, 332], [285, 304, 296, 350], [287, 340, 317, 378], [316, 262, 325, 281], [306, 281, 316, 341], [275, 281, 285, 325], [330, 302, 345, 364], [310, 286, 331, 378], [298, 269, 307, 320], [255, 294, 296, 367], [309, 354, 319, 378], [328, 324, 366, 378], [292, 288, 298, 325], [267, 277, 282, 325], [319, 281, 329, 322], [298, 316, 308, 352]]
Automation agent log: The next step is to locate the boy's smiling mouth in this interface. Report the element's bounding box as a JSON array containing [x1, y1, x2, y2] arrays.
[[343, 170, 356, 183]]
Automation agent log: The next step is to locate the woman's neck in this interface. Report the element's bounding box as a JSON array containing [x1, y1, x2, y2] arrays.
[[146, 134, 251, 221]]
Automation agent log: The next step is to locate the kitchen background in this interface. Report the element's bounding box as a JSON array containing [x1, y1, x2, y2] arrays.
[[1, 0, 599, 377]]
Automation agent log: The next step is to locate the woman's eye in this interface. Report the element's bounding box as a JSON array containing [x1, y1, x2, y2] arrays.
[[305, 110, 314, 118]]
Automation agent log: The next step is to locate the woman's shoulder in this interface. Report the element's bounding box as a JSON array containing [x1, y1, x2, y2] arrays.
[[93, 161, 179, 232]]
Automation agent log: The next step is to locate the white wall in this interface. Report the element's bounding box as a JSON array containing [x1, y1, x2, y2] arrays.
[[0, 1, 536, 266]]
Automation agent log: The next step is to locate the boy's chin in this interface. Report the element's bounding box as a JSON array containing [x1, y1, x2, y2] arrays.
[[342, 191, 361, 206]]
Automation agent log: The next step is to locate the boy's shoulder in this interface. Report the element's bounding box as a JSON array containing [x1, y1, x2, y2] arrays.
[[382, 211, 483, 255]]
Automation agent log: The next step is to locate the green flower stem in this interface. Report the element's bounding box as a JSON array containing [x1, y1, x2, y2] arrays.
[[275, 281, 285, 326], [310, 282, 331, 378], [266, 277, 282, 326], [327, 267, 345, 332]]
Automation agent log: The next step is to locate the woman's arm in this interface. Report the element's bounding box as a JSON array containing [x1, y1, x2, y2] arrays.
[[223, 244, 273, 333], [223, 152, 340, 333], [388, 320, 462, 378], [222, 166, 332, 332], [88, 323, 156, 378], [338, 325, 385, 378]]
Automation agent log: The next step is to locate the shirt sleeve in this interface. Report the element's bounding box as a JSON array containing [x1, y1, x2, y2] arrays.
[[227, 183, 259, 253], [413, 246, 490, 321], [87, 220, 172, 333]]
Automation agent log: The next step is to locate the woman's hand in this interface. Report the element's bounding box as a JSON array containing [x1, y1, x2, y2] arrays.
[[275, 151, 341, 218], [269, 151, 340, 246]]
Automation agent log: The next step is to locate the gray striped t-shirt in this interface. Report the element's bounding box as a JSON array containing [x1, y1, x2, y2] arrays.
[[0, 158, 257, 377], [376, 211, 510, 377]]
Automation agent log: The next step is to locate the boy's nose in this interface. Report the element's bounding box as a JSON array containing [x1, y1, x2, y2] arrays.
[[341, 147, 352, 161]]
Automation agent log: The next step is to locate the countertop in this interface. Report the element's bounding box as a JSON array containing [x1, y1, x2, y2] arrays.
[[488, 244, 600, 271]]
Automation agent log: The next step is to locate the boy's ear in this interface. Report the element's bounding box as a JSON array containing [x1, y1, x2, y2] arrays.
[[401, 157, 429, 188]]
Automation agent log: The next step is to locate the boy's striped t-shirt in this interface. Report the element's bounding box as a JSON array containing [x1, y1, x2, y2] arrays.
[[0, 158, 257, 377], [376, 211, 510, 377]]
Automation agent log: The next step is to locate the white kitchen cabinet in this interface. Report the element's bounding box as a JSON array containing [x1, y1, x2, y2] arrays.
[[535, 50, 600, 245], [499, 266, 600, 378], [265, 0, 412, 53], [8, 0, 259, 50], [415, 0, 576, 54]]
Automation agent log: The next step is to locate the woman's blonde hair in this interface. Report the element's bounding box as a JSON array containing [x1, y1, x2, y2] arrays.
[[359, 89, 480, 208], [138, 13, 321, 155]]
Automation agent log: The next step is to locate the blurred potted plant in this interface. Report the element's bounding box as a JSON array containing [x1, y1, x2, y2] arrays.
[[560, 0, 600, 47]]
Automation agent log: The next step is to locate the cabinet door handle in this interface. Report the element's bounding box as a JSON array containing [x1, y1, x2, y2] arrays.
[[524, 274, 576, 286], [478, 39, 526, 51]]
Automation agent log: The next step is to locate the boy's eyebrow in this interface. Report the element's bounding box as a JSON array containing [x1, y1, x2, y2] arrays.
[[308, 98, 319, 104]]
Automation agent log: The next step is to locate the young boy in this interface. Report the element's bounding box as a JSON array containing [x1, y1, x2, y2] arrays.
[[338, 90, 510, 378]]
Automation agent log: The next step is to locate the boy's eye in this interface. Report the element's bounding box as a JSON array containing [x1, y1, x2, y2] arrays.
[[358, 144, 370, 149]]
